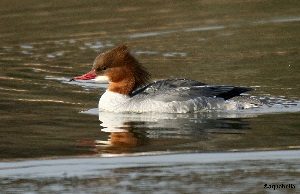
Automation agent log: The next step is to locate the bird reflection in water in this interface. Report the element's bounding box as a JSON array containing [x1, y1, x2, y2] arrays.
[[77, 127, 149, 155], [77, 110, 256, 155]]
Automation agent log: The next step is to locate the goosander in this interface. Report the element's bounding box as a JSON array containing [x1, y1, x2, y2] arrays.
[[72, 45, 252, 113]]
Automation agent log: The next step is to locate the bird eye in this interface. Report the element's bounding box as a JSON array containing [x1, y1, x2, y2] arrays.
[[96, 66, 107, 72]]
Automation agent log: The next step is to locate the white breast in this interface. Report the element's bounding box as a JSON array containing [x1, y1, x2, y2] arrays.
[[98, 90, 253, 113], [98, 90, 130, 112]]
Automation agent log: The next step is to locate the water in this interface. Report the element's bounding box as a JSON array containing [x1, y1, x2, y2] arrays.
[[1, 0, 300, 193], [1, 150, 300, 193]]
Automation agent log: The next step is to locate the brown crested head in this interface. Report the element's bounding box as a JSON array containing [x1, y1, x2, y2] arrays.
[[92, 45, 151, 95]]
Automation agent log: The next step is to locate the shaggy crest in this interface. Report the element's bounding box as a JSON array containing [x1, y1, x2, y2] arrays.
[[93, 45, 151, 95]]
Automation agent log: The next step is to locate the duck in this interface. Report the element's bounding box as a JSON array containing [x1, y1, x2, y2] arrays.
[[71, 45, 253, 113]]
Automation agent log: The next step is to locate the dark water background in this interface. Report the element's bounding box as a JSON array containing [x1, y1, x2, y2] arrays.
[[1, 0, 299, 159], [0, 0, 300, 193]]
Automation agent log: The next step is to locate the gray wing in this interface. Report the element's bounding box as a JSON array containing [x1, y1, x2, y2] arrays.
[[131, 78, 252, 101]]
